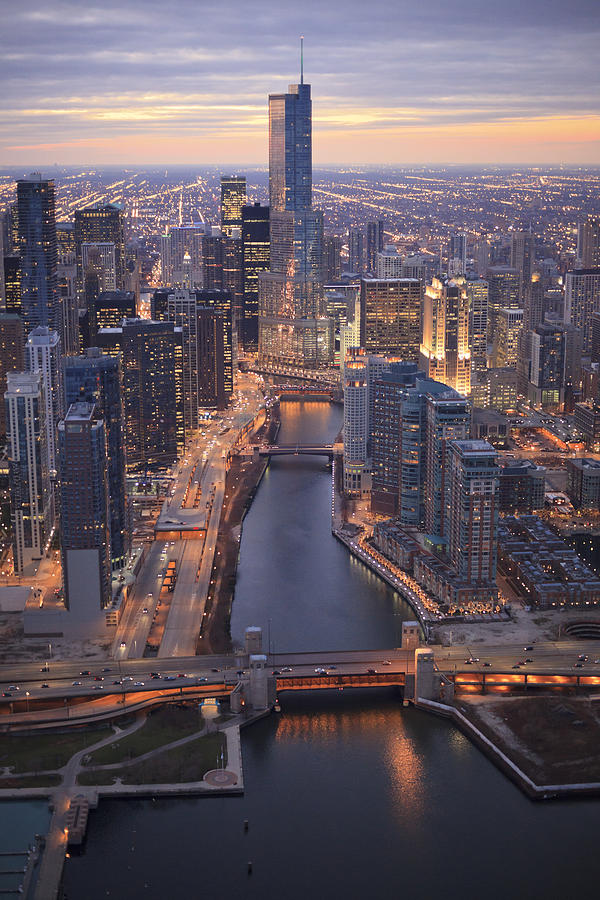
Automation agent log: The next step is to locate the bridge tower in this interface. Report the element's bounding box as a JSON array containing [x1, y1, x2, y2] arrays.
[[245, 626, 263, 654], [402, 621, 421, 651], [248, 654, 271, 710]]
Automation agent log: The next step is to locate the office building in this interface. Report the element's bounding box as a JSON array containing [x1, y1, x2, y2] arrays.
[[74, 205, 125, 297], [223, 232, 244, 340], [466, 278, 488, 376], [498, 460, 546, 513], [0, 314, 24, 440], [120, 319, 180, 470], [26, 326, 61, 477], [64, 349, 129, 568], [492, 308, 523, 368], [448, 440, 499, 586], [323, 235, 343, 283], [527, 323, 566, 410], [86, 291, 136, 347], [241, 203, 270, 350], [58, 402, 111, 617], [574, 401, 600, 450], [5, 371, 52, 574], [56, 246, 78, 355], [221, 176, 247, 237], [360, 278, 422, 361], [165, 290, 200, 432], [420, 276, 471, 396], [510, 231, 535, 292], [160, 225, 204, 288], [81, 242, 117, 303], [564, 269, 600, 352], [258, 74, 332, 369], [366, 220, 384, 273], [348, 228, 364, 274], [424, 389, 471, 540], [202, 231, 225, 290], [17, 174, 60, 337], [566, 458, 600, 510], [578, 216, 600, 268], [448, 232, 467, 276]]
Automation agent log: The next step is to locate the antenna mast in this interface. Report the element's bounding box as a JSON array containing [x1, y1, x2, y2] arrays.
[[300, 35, 304, 84]]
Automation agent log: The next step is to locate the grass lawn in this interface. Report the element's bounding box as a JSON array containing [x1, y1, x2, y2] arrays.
[[79, 732, 226, 786], [0, 774, 62, 788], [0, 727, 112, 774], [84, 705, 203, 767]]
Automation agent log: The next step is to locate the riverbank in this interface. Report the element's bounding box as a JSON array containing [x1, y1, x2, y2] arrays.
[[199, 405, 281, 654]]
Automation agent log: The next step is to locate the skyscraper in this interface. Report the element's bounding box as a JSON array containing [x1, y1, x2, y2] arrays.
[[366, 220, 384, 273], [64, 349, 129, 568], [197, 306, 228, 408], [26, 326, 61, 478], [241, 203, 270, 350], [5, 371, 52, 574], [360, 278, 422, 361], [195, 289, 234, 399], [486, 266, 520, 343], [74, 205, 125, 297], [420, 276, 471, 396], [166, 290, 200, 432], [424, 390, 471, 540], [578, 216, 600, 268], [564, 269, 600, 352], [17, 174, 59, 338], [81, 242, 117, 303], [323, 235, 343, 283], [491, 308, 523, 368], [0, 314, 24, 440], [58, 402, 111, 616], [449, 232, 467, 276], [342, 351, 368, 496], [348, 228, 364, 274], [448, 440, 499, 586], [160, 225, 204, 288], [258, 70, 332, 369], [86, 290, 136, 347], [220, 176, 247, 236], [466, 277, 488, 376]]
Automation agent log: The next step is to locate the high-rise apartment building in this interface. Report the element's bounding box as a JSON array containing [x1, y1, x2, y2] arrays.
[[202, 231, 225, 290], [17, 175, 59, 338], [527, 323, 566, 410], [492, 308, 523, 368], [26, 326, 61, 478], [510, 231, 535, 290], [366, 220, 384, 273], [58, 402, 111, 616], [5, 371, 52, 574], [74, 205, 125, 299], [448, 440, 499, 586], [375, 246, 403, 279], [348, 228, 364, 274], [342, 352, 368, 496], [64, 349, 129, 568], [241, 203, 270, 351], [197, 307, 228, 408], [466, 278, 488, 376], [564, 269, 600, 352], [120, 319, 180, 470], [486, 266, 520, 343], [56, 246, 79, 355], [85, 290, 136, 348], [0, 315, 24, 441], [220, 176, 247, 237], [166, 290, 199, 432], [3, 256, 21, 316], [578, 216, 600, 268], [195, 289, 234, 399], [449, 232, 467, 276], [424, 390, 471, 540], [81, 242, 117, 304], [323, 236, 343, 283], [360, 278, 422, 361], [420, 276, 470, 396], [258, 76, 332, 368]]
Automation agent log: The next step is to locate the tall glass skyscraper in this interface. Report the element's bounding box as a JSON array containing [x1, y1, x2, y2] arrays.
[[258, 73, 333, 368], [17, 175, 60, 339]]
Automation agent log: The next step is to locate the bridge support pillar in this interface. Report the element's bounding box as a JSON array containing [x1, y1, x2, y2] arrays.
[[402, 621, 421, 652], [415, 649, 436, 702], [248, 654, 270, 710]]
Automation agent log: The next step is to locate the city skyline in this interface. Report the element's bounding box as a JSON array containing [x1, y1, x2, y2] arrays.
[[1, 0, 599, 166]]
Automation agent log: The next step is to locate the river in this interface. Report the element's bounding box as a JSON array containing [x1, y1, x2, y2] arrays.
[[61, 400, 600, 898]]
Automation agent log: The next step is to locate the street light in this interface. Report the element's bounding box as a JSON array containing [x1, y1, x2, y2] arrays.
[[25, 691, 30, 713]]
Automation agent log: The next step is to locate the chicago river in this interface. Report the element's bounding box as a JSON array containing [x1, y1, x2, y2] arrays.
[[60, 401, 600, 898]]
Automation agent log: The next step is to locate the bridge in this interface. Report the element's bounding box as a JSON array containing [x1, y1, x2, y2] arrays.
[[248, 362, 340, 387], [258, 443, 335, 458], [273, 384, 339, 401]]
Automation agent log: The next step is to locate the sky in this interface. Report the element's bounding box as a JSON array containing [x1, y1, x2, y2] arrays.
[[1, 0, 600, 167]]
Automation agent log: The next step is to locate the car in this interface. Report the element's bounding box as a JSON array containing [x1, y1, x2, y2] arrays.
[[122, 676, 134, 682], [196, 677, 208, 683], [2, 692, 12, 697], [327, 665, 337, 670], [483, 662, 492, 667], [471, 657, 480, 663], [94, 676, 104, 681], [119, 642, 126, 649], [80, 670, 91, 676], [578, 654, 588, 661], [281, 666, 292, 673], [464, 659, 472, 665], [314, 667, 327, 674], [150, 674, 161, 680], [272, 670, 281, 675], [40, 666, 49, 672], [177, 674, 187, 679], [382, 660, 391, 666], [134, 681, 145, 686], [102, 667, 111, 673], [164, 675, 176, 681], [112, 680, 123, 685], [595, 659, 600, 664], [72, 681, 82, 686], [574, 663, 584, 668], [211, 668, 220, 673], [41, 683, 49, 688], [367, 668, 377, 675], [8, 685, 19, 692], [94, 685, 103, 690], [525, 658, 534, 663], [524, 646, 533, 651], [142, 608, 149, 615]]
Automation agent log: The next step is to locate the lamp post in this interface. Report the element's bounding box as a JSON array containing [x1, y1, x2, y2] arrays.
[[25, 691, 30, 713]]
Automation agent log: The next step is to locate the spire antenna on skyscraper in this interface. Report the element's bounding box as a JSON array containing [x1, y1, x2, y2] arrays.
[[300, 35, 304, 84]]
